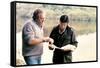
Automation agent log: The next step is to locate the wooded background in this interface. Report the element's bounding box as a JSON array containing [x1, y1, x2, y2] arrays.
[[16, 3, 96, 36]]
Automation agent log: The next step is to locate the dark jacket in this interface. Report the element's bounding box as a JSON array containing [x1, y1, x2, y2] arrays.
[[50, 25, 78, 64]]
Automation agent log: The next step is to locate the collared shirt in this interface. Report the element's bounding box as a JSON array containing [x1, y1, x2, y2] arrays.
[[59, 28, 66, 34], [22, 20, 44, 57]]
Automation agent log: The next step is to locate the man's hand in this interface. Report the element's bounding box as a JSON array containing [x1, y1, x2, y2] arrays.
[[48, 38, 54, 44], [42, 37, 54, 44], [61, 44, 76, 52], [29, 37, 54, 46], [48, 44, 58, 50], [42, 37, 49, 42]]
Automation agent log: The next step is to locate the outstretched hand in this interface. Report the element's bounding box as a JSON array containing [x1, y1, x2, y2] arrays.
[[48, 44, 58, 50], [42, 37, 54, 44], [48, 38, 54, 44]]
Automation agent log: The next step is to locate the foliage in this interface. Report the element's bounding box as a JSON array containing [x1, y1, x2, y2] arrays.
[[16, 3, 96, 35]]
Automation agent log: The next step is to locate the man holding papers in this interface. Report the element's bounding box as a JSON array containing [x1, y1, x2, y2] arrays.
[[49, 15, 78, 64]]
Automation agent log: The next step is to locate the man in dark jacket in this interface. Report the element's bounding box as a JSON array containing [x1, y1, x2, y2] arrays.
[[49, 15, 78, 64]]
